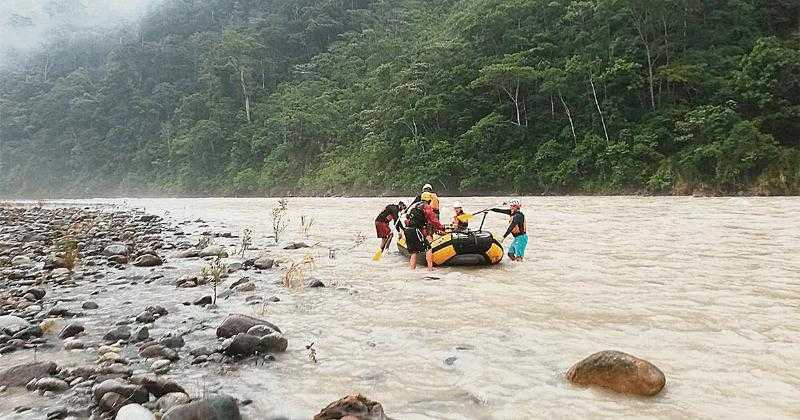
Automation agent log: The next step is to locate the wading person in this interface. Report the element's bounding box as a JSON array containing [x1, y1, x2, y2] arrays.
[[412, 183, 440, 218], [404, 192, 444, 271], [373, 201, 406, 261], [451, 202, 469, 232], [491, 200, 527, 261]]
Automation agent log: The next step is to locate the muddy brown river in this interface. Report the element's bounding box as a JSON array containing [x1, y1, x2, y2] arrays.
[[3, 196, 800, 419]]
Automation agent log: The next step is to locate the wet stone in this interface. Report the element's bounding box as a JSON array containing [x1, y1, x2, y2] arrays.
[[162, 394, 241, 420], [566, 350, 666, 397], [103, 326, 131, 342], [82, 301, 99, 310], [133, 254, 163, 267], [115, 403, 156, 420], [35, 377, 70, 392], [193, 296, 212, 306], [92, 379, 148, 405], [58, 323, 85, 339], [64, 339, 85, 350], [313, 394, 387, 420], [306, 278, 325, 288], [0, 361, 57, 387], [131, 374, 185, 398], [159, 334, 184, 349], [216, 314, 282, 338], [133, 326, 150, 342], [135, 311, 156, 324]]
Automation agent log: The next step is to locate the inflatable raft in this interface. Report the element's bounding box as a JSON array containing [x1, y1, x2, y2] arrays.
[[397, 231, 504, 266]]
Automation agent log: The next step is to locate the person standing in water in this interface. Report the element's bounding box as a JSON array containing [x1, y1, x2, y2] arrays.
[[491, 200, 527, 261], [373, 201, 406, 260], [404, 192, 444, 271]]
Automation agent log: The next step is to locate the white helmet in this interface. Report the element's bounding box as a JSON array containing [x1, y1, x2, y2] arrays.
[[509, 199, 521, 207], [453, 202, 463, 209], [422, 183, 433, 191]]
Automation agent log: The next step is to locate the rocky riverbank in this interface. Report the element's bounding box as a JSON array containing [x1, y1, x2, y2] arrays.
[[0, 204, 365, 419]]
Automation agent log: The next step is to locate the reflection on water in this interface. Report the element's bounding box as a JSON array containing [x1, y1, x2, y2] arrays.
[[3, 196, 800, 419]]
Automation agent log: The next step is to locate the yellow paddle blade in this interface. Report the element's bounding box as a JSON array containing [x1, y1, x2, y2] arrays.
[[372, 249, 383, 261], [456, 213, 474, 222]]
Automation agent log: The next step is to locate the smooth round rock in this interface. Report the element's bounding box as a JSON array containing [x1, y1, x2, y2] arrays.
[[566, 350, 666, 396]]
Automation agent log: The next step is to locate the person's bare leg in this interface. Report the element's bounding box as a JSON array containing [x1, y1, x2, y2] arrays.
[[426, 249, 434, 271], [410, 254, 417, 270]]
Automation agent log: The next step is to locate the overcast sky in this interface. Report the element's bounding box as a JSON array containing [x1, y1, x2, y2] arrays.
[[1, 0, 157, 51]]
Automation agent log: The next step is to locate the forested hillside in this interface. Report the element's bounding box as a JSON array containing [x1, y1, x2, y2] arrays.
[[1, 0, 798, 197]]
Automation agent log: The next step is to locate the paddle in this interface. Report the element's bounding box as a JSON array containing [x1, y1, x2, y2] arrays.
[[455, 207, 494, 223]]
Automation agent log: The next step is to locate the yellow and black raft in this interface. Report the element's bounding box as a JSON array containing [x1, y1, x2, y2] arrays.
[[398, 231, 504, 266]]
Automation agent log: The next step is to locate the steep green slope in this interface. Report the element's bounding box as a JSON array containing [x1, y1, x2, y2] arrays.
[[0, 0, 798, 197]]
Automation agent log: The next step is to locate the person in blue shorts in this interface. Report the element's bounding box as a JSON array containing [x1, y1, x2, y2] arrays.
[[491, 200, 527, 261]]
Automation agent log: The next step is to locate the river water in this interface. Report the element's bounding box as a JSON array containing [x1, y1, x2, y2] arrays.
[[5, 196, 800, 419]]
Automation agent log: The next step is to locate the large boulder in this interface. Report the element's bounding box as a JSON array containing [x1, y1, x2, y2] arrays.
[[0, 315, 30, 334], [216, 314, 281, 339], [221, 333, 263, 357], [162, 394, 241, 420], [133, 254, 163, 267], [116, 403, 156, 420], [313, 394, 387, 420], [220, 331, 288, 356], [104, 244, 130, 257], [566, 350, 666, 396], [92, 379, 149, 404], [259, 333, 288, 353]]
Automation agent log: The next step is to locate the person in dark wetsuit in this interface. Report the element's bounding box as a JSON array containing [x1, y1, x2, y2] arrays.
[[375, 201, 406, 254], [490, 199, 527, 261], [404, 192, 444, 271]]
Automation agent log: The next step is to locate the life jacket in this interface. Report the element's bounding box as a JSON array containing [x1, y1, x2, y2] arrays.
[[407, 202, 428, 229], [429, 193, 440, 210], [510, 211, 526, 236], [453, 212, 469, 230]]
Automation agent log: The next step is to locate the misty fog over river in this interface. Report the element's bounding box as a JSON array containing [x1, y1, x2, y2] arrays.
[[4, 196, 795, 419]]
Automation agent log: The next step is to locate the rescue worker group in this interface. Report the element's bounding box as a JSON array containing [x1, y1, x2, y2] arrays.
[[374, 184, 527, 271]]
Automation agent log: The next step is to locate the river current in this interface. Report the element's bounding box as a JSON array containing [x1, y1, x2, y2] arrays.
[[3, 196, 800, 419]]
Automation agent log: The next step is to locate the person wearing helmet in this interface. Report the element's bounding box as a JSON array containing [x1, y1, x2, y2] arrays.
[[404, 192, 445, 270], [373, 201, 407, 260], [411, 183, 440, 217], [491, 200, 527, 261], [451, 202, 469, 232]]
